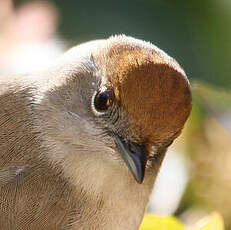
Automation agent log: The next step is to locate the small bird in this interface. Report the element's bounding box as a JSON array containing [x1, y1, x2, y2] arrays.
[[0, 35, 191, 230]]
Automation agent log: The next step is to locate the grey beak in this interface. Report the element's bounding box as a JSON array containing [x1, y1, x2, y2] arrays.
[[114, 136, 148, 184]]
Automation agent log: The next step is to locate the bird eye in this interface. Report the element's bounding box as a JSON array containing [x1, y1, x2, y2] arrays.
[[94, 87, 112, 112]]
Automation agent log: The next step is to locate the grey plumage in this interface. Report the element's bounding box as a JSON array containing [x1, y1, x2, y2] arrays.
[[0, 35, 191, 230]]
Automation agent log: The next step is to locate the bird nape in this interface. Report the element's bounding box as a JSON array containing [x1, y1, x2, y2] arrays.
[[0, 35, 191, 230]]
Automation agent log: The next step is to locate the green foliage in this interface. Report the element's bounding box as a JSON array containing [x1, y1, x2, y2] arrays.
[[50, 0, 231, 88]]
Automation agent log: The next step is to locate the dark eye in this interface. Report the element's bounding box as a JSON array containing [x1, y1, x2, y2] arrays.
[[94, 87, 112, 111]]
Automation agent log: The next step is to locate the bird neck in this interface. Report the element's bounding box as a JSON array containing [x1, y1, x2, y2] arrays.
[[44, 140, 158, 230]]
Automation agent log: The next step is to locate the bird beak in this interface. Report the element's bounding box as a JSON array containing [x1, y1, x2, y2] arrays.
[[114, 136, 148, 184]]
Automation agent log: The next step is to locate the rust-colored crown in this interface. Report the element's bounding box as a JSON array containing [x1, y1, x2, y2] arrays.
[[93, 35, 192, 144]]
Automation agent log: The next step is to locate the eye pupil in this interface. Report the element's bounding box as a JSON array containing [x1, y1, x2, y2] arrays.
[[94, 89, 111, 111]]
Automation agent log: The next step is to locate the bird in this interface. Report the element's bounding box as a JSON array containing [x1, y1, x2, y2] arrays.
[[0, 35, 192, 230]]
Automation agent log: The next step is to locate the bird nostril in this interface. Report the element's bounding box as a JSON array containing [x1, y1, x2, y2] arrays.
[[128, 143, 137, 154]]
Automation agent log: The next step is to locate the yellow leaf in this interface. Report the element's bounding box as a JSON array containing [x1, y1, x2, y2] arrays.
[[192, 212, 224, 230], [139, 214, 184, 230]]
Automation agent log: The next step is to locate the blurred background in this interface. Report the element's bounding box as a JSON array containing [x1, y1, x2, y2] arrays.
[[0, 0, 230, 229]]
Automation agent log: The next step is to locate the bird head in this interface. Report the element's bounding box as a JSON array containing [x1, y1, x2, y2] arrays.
[[39, 35, 191, 184]]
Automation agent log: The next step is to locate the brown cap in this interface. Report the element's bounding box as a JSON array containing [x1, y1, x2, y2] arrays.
[[93, 35, 192, 144]]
